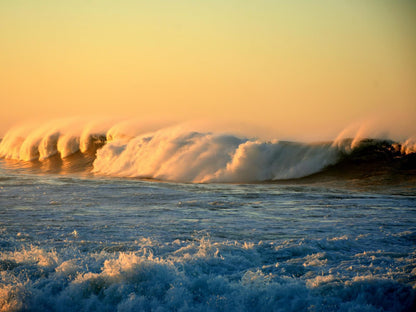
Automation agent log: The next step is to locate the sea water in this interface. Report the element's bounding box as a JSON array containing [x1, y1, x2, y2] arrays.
[[0, 121, 415, 311], [1, 166, 415, 311]]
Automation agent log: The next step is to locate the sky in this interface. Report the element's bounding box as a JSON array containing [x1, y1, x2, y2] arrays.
[[1, 0, 415, 140]]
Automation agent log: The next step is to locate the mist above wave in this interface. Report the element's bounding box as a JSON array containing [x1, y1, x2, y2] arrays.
[[0, 119, 415, 183]]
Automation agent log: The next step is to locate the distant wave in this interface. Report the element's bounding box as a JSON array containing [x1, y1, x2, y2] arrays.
[[1, 120, 415, 183]]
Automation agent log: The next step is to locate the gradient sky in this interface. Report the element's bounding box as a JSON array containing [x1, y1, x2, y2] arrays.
[[1, 0, 415, 139]]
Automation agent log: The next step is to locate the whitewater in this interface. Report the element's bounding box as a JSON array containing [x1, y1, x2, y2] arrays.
[[0, 119, 415, 311]]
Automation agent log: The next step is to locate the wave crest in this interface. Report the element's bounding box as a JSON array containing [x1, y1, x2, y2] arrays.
[[0, 120, 107, 162], [92, 126, 340, 182], [1, 120, 415, 182]]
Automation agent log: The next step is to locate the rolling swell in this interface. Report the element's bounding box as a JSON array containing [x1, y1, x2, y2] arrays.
[[0, 121, 415, 183]]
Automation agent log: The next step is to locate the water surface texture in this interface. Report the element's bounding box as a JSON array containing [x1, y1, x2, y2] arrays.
[[0, 122, 415, 311]]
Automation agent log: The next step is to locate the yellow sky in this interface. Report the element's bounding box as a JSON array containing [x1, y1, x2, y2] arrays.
[[1, 0, 415, 139]]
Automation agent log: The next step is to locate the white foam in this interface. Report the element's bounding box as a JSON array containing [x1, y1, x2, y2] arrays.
[[1, 237, 414, 311], [1, 119, 415, 182], [401, 136, 416, 155], [93, 126, 339, 182]]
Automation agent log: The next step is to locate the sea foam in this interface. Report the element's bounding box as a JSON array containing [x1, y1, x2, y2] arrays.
[[92, 126, 339, 182], [1, 119, 415, 183], [1, 237, 414, 312]]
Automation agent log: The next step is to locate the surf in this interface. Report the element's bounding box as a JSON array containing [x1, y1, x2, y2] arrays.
[[0, 119, 415, 183]]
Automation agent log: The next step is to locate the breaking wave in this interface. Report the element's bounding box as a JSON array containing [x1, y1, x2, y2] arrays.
[[1, 119, 415, 183], [1, 236, 415, 312]]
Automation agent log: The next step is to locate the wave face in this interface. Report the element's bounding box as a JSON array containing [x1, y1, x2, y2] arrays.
[[1, 120, 415, 183]]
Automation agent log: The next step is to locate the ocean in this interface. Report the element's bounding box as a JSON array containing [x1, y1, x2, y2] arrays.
[[0, 120, 415, 311]]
